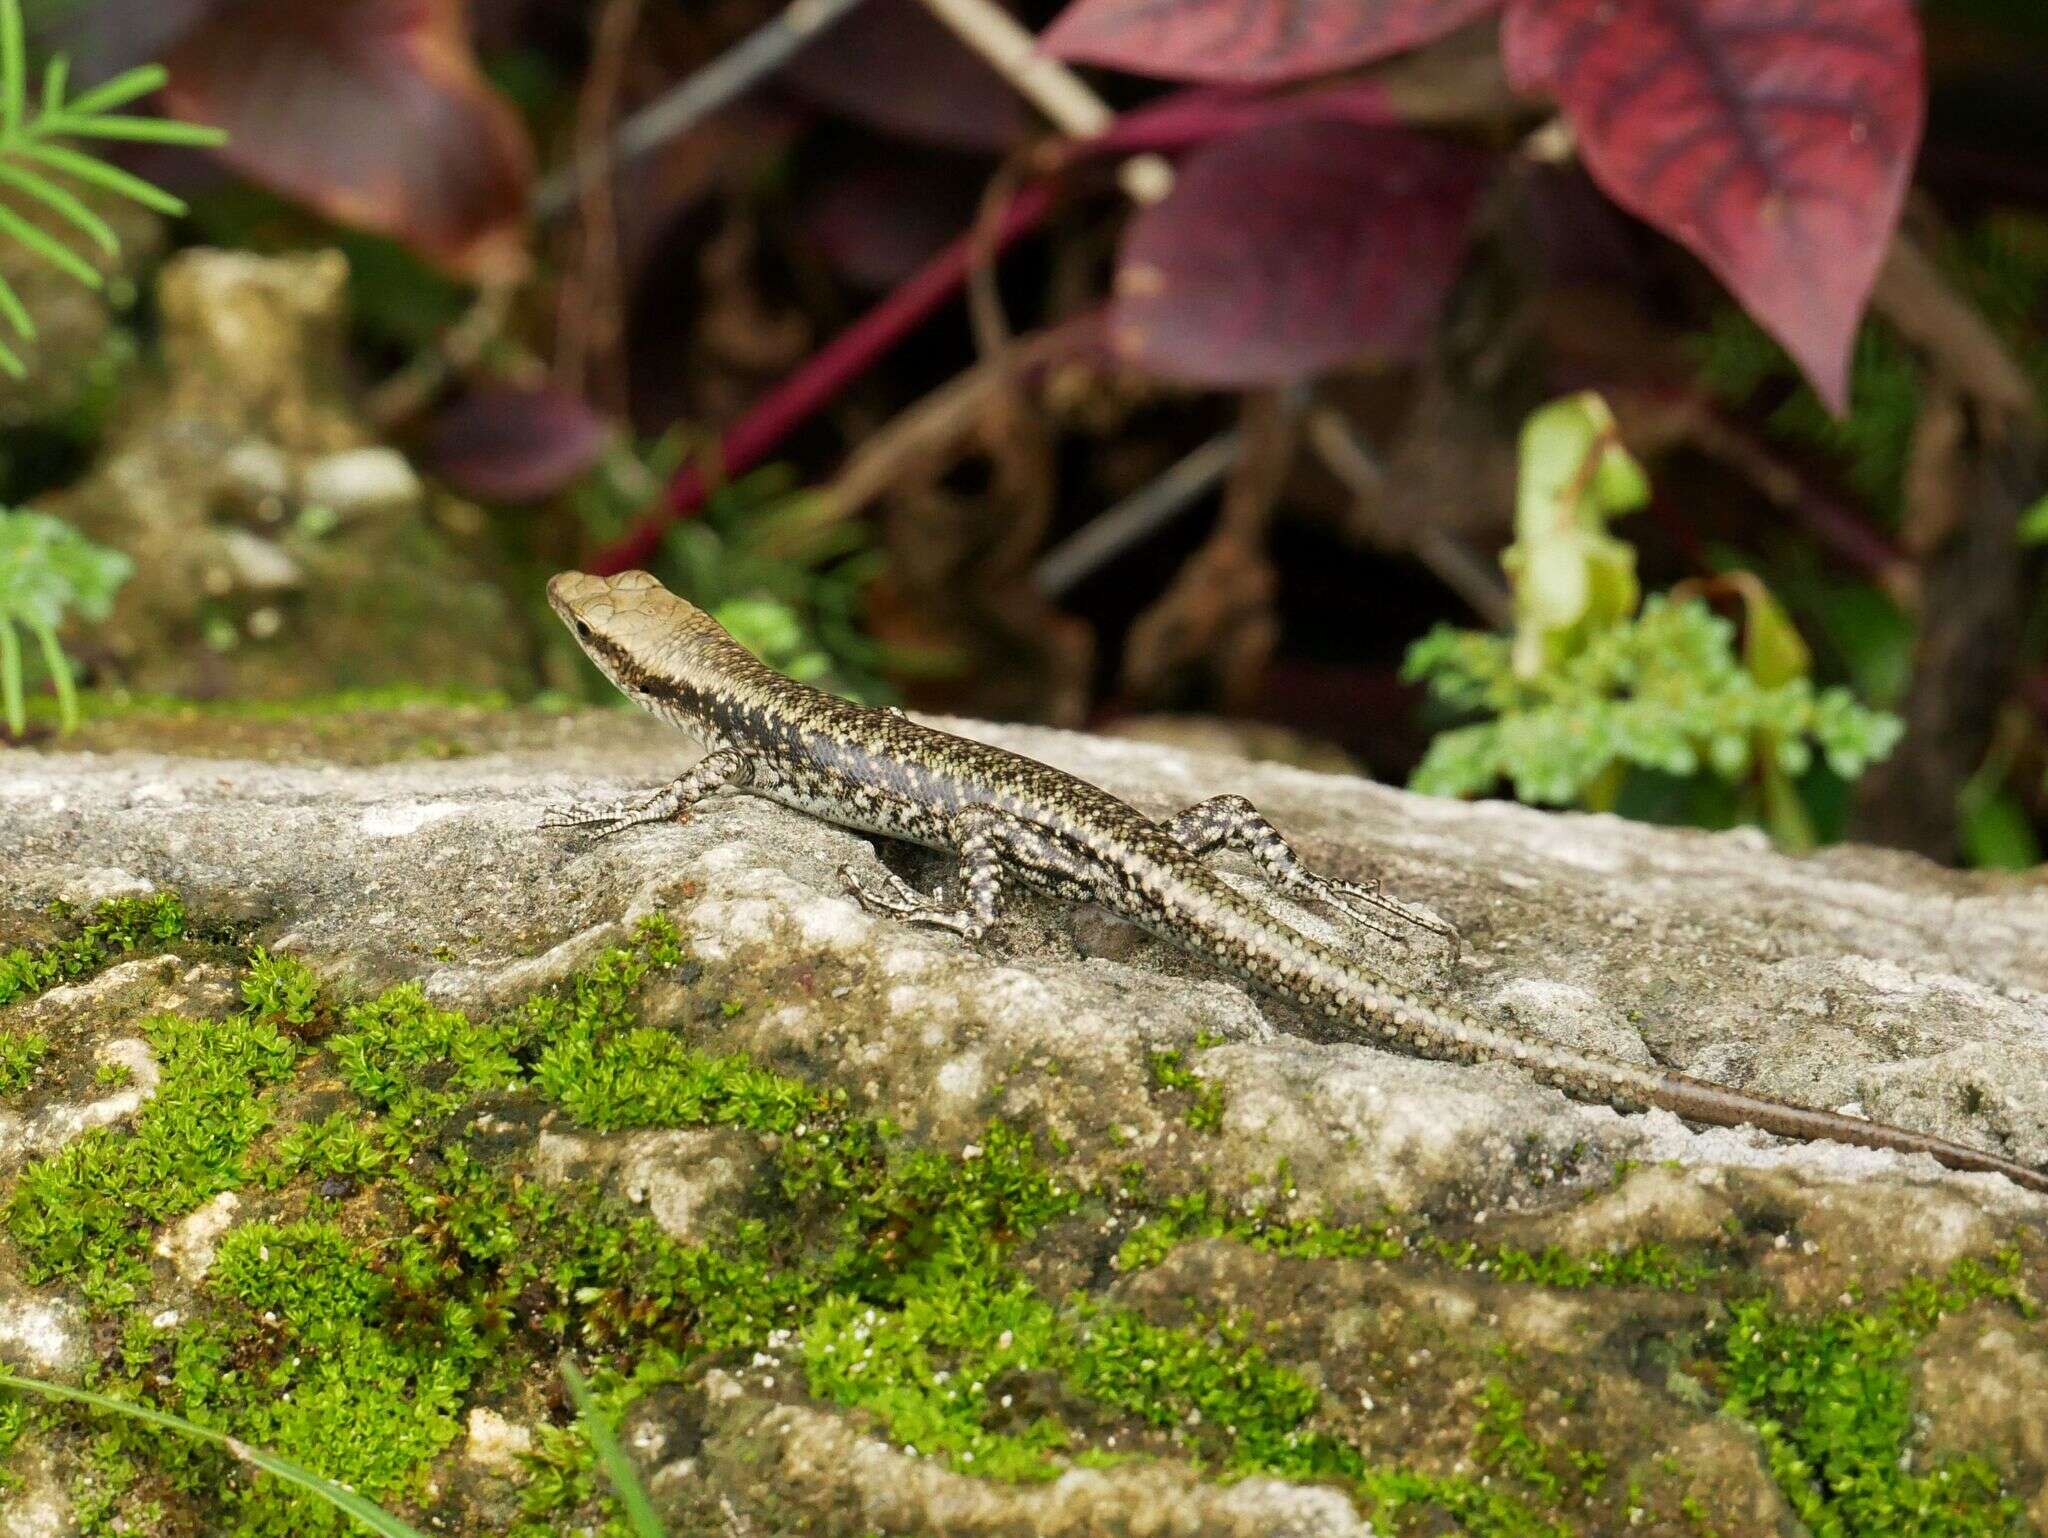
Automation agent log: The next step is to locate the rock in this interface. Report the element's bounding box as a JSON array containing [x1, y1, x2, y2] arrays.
[[39, 248, 534, 699], [2, 710, 2046, 1534]]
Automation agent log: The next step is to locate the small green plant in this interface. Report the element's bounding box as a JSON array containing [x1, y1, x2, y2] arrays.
[[1405, 393, 1901, 847], [0, 0, 226, 377], [0, 508, 132, 735]]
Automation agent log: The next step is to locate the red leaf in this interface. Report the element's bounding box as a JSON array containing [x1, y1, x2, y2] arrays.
[[163, 0, 535, 282], [1501, 0, 1922, 412], [1042, 0, 1505, 84], [1110, 120, 1487, 385], [785, 0, 1030, 151], [427, 387, 611, 503]]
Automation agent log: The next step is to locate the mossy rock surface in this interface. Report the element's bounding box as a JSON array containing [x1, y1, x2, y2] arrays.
[[1, 705, 2045, 1536]]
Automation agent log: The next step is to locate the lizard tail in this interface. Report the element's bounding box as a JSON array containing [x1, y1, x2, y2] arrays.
[[1646, 1068, 2048, 1194]]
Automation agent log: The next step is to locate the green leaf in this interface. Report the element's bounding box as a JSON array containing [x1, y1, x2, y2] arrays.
[[0, 1372, 434, 1538], [1959, 791, 2041, 871], [0, 198, 100, 288], [1504, 392, 1646, 679], [561, 1360, 665, 1538], [0, 164, 118, 253], [12, 141, 188, 216], [1732, 577, 1812, 690], [2018, 494, 2048, 547], [41, 55, 66, 115], [0, 618, 22, 736]]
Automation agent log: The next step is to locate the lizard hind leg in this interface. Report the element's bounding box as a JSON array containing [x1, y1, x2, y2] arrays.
[[838, 807, 1095, 942], [1166, 793, 1460, 956]]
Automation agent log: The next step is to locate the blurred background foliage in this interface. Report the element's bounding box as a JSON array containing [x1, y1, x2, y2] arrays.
[[0, 0, 2041, 873]]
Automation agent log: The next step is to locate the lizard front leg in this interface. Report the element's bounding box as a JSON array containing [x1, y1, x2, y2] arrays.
[[1165, 793, 1459, 953], [838, 807, 1096, 941], [543, 747, 754, 839]]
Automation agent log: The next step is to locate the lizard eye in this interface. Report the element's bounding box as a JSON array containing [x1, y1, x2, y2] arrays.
[[574, 620, 592, 638]]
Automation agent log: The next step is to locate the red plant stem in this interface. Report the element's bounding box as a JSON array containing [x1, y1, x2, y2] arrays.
[[590, 179, 1057, 575]]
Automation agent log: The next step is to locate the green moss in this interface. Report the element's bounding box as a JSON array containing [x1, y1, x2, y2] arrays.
[[258, 1111, 385, 1188], [27, 685, 521, 725], [1714, 1252, 2035, 1538], [1147, 1049, 1227, 1133], [1114, 1190, 1714, 1294], [0, 893, 189, 1009], [6, 902, 2035, 1538], [6, 986, 306, 1302], [0, 1029, 50, 1095]]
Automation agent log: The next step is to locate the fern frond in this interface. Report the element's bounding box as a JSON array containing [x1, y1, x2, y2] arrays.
[[0, 0, 226, 376]]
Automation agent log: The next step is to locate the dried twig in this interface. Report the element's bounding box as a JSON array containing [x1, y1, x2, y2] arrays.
[[590, 180, 1057, 574], [555, 0, 645, 412], [1306, 405, 1512, 628], [1035, 430, 1244, 597], [913, 0, 1171, 203], [535, 0, 870, 220]]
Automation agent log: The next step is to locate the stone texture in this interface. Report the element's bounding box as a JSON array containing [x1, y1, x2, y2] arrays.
[[4, 709, 2048, 1534]]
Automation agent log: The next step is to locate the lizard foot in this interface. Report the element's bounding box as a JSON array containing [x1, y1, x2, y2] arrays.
[[836, 864, 990, 942]]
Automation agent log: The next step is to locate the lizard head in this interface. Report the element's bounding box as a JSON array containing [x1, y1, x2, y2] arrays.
[[548, 570, 747, 727]]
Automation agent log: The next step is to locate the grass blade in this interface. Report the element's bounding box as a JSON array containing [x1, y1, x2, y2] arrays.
[[0, 163, 117, 252], [0, 197, 100, 286], [41, 55, 65, 115], [561, 1360, 665, 1538], [13, 141, 187, 215], [0, 1372, 434, 1538]]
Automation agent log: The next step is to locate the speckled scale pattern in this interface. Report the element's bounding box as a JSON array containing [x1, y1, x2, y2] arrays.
[[548, 571, 2048, 1196]]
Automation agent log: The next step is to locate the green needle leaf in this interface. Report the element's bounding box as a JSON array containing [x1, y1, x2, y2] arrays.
[[42, 113, 228, 147], [57, 62, 167, 119], [12, 141, 188, 216], [0, 198, 101, 287], [0, 163, 118, 253], [0, 268, 35, 338], [0, 0, 24, 135]]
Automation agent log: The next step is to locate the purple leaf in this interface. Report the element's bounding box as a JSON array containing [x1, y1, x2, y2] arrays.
[[427, 387, 612, 503], [1043, 0, 1505, 85], [1111, 120, 1488, 385]]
